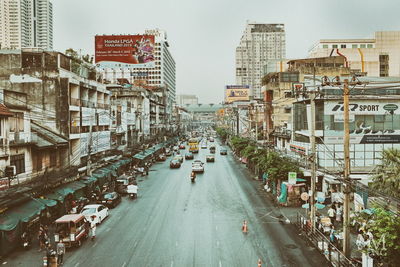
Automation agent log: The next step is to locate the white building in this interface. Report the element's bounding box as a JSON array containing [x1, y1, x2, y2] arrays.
[[176, 94, 198, 106], [236, 22, 286, 99], [100, 29, 176, 122], [0, 0, 53, 50], [308, 31, 400, 77]]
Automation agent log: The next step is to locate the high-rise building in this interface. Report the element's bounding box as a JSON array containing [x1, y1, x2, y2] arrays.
[[236, 22, 286, 99], [308, 31, 400, 77], [100, 29, 176, 120], [0, 0, 53, 50], [176, 94, 198, 106]]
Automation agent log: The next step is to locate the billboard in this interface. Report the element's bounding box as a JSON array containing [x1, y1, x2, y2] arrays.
[[225, 85, 250, 103], [95, 35, 155, 68]]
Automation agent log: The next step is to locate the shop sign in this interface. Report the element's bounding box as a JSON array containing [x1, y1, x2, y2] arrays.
[[383, 104, 398, 112], [360, 135, 400, 144], [288, 172, 297, 184]]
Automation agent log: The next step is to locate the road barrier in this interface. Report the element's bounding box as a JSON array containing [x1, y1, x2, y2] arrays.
[[295, 212, 358, 267]]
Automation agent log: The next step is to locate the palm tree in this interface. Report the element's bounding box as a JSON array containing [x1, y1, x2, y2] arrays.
[[371, 148, 400, 198]]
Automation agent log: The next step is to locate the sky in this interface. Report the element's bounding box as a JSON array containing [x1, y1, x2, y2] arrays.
[[54, 0, 400, 104]]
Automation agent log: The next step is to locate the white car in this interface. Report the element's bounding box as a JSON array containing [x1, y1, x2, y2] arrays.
[[201, 143, 207, 149], [81, 204, 109, 224], [192, 161, 204, 173]]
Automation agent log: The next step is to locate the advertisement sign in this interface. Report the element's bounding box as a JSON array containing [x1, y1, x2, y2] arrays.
[[225, 85, 250, 103], [288, 172, 297, 184], [325, 101, 400, 115], [95, 35, 155, 68]]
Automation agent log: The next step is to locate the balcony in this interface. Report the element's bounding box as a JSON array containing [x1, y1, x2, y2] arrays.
[[70, 98, 81, 106], [9, 132, 31, 146], [70, 126, 80, 134], [81, 100, 96, 108]]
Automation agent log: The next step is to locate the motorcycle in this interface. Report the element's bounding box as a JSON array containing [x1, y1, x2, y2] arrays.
[[21, 232, 31, 250], [190, 174, 196, 183], [129, 193, 137, 199]]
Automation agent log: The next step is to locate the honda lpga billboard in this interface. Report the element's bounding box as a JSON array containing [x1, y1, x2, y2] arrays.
[[95, 35, 155, 68]]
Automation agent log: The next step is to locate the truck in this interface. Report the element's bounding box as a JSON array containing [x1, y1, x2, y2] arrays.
[[188, 138, 199, 153]]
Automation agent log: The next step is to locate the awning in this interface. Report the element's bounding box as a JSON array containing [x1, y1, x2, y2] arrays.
[[34, 198, 57, 208], [45, 181, 86, 202], [0, 104, 13, 117], [297, 178, 307, 182], [31, 121, 68, 149], [0, 199, 47, 231]]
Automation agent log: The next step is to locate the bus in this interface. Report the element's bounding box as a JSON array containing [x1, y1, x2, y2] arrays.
[[188, 138, 199, 153]]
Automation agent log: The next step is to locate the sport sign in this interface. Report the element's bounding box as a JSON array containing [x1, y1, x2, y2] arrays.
[[325, 101, 400, 115]]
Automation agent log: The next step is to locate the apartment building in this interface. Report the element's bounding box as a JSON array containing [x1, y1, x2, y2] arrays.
[[236, 22, 286, 99], [176, 94, 198, 106], [0, 0, 53, 50]]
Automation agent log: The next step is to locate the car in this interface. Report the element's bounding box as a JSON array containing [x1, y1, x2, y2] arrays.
[[179, 144, 185, 149], [201, 143, 207, 149], [185, 152, 194, 160], [173, 155, 184, 163], [220, 148, 228, 155], [156, 154, 167, 161], [165, 149, 172, 156], [206, 155, 215, 162], [192, 162, 204, 173], [80, 204, 109, 224], [209, 137, 214, 142], [209, 146, 216, 154], [99, 192, 121, 208], [173, 146, 179, 151], [170, 159, 181, 168]]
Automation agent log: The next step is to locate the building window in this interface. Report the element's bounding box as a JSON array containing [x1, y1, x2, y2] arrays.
[[332, 44, 338, 48], [341, 44, 346, 48], [379, 54, 389, 77], [322, 45, 328, 49], [367, 44, 373, 48], [352, 44, 358, 48], [9, 112, 24, 132], [360, 44, 366, 48], [10, 154, 25, 174]]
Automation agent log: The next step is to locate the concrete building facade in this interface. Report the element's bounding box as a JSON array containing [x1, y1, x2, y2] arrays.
[[0, 0, 53, 50], [99, 29, 176, 125], [236, 22, 286, 99], [308, 31, 400, 77]]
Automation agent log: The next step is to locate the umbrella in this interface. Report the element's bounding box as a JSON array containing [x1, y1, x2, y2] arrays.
[[302, 203, 326, 210]]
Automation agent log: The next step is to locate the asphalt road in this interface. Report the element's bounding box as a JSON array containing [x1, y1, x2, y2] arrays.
[[4, 141, 328, 267]]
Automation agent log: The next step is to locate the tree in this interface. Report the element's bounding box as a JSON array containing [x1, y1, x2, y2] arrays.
[[361, 207, 400, 266], [371, 148, 400, 198]]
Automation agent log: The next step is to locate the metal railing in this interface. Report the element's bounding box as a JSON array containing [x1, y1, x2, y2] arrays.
[[295, 212, 358, 267]]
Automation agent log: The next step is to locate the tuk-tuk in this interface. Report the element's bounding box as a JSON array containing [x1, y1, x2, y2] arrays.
[[115, 175, 135, 194], [54, 214, 89, 248]]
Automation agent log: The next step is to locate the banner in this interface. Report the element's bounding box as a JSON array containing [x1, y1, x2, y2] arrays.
[[95, 35, 155, 68], [225, 85, 250, 103], [325, 101, 399, 115]]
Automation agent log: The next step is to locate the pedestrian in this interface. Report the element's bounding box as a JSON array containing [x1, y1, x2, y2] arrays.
[[327, 205, 336, 226], [57, 241, 66, 265], [90, 215, 97, 241], [144, 164, 149, 176], [336, 204, 342, 225], [38, 227, 46, 252]]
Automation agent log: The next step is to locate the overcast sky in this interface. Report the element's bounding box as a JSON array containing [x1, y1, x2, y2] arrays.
[[54, 0, 400, 104]]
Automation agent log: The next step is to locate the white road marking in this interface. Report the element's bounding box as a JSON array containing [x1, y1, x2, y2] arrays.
[[92, 242, 98, 248], [74, 263, 80, 267], [219, 260, 222, 267], [122, 262, 127, 267], [215, 226, 218, 230], [175, 241, 178, 247], [170, 261, 174, 267], [217, 241, 219, 247], [2, 262, 7, 265], [105, 228, 111, 232]]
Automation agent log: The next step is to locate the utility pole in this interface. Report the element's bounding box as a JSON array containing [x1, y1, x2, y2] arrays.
[[255, 105, 258, 142], [87, 114, 93, 176], [343, 79, 351, 258], [310, 67, 317, 231]]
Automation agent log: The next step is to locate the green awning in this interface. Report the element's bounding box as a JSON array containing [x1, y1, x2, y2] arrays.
[[81, 176, 97, 185], [0, 199, 46, 231], [297, 178, 307, 182], [34, 198, 57, 208]]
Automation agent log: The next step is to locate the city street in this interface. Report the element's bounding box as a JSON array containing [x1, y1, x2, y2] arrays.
[[4, 142, 328, 267]]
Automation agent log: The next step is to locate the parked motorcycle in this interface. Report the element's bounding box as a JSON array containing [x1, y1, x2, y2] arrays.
[[21, 232, 31, 250]]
